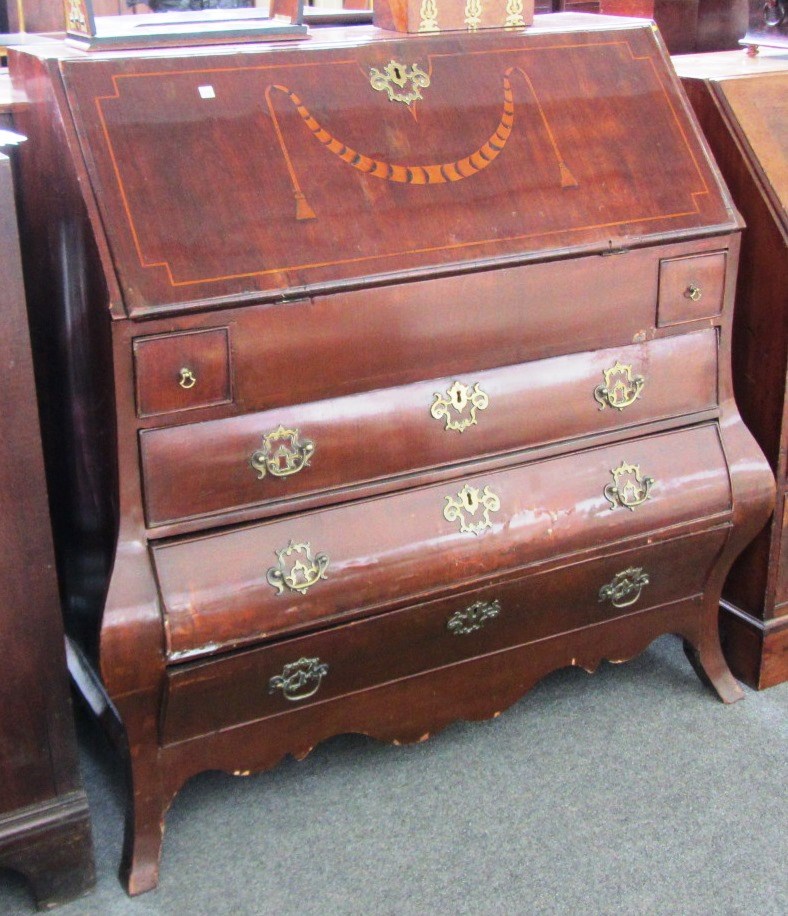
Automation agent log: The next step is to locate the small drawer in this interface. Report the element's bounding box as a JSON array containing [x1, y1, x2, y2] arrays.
[[657, 251, 726, 326], [133, 328, 231, 417], [161, 526, 729, 745]]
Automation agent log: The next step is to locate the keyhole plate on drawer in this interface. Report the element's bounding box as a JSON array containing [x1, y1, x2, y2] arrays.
[[443, 483, 500, 535], [430, 381, 489, 432]]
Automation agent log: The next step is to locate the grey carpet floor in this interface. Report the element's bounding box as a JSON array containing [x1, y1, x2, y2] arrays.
[[1, 635, 786, 916]]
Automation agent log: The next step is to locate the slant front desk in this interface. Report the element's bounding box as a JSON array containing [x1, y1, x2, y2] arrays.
[[10, 13, 775, 894]]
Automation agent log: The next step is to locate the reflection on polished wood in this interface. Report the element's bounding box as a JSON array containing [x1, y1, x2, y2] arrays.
[[9, 13, 774, 895]]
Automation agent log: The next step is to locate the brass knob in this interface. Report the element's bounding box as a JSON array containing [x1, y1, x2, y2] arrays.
[[178, 367, 197, 389], [250, 425, 315, 479], [266, 540, 329, 595], [603, 461, 655, 511], [599, 567, 650, 608], [593, 360, 645, 411], [684, 284, 702, 302], [447, 599, 501, 635], [269, 657, 328, 702]]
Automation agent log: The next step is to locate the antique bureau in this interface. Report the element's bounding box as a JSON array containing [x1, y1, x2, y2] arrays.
[[10, 12, 775, 894]]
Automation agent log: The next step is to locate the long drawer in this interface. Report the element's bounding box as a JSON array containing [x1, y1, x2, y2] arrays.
[[130, 244, 728, 420], [161, 525, 729, 745], [140, 329, 718, 527], [153, 424, 731, 660]]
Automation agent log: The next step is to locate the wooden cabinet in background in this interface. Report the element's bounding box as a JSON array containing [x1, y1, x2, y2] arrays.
[[0, 151, 95, 908], [675, 50, 788, 689], [5, 1, 128, 33], [601, 0, 748, 53]]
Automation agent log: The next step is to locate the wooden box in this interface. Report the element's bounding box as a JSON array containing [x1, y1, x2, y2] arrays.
[[9, 13, 775, 895], [374, 0, 534, 32]]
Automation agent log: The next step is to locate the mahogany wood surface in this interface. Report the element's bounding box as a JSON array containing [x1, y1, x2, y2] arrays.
[[0, 152, 95, 908], [134, 326, 232, 416], [140, 327, 718, 527], [162, 525, 729, 743], [8, 14, 775, 895], [5, 0, 127, 32], [675, 51, 787, 688], [55, 21, 731, 315], [155, 423, 732, 657], [600, 0, 747, 53]]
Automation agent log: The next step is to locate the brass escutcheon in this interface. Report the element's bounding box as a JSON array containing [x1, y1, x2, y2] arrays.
[[464, 0, 483, 30], [599, 567, 650, 608], [443, 483, 501, 535], [594, 361, 645, 411], [604, 461, 655, 511], [178, 367, 197, 389], [504, 0, 526, 27], [266, 540, 329, 596], [430, 381, 489, 432], [369, 60, 431, 105], [447, 599, 501, 635], [269, 657, 328, 702], [684, 284, 702, 302], [250, 425, 315, 480]]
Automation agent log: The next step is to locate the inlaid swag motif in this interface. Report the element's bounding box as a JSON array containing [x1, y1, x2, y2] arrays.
[[265, 65, 578, 221]]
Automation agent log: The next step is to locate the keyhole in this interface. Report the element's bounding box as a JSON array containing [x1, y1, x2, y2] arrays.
[[393, 66, 402, 80]]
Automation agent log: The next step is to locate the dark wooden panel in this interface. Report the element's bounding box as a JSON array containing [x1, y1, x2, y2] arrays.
[[58, 24, 733, 314], [775, 494, 788, 606], [0, 152, 95, 906], [140, 328, 719, 526]]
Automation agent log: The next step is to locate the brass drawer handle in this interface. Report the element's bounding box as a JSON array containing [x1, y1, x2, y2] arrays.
[[178, 367, 197, 389], [269, 657, 329, 702], [250, 425, 315, 479], [447, 599, 501, 635], [593, 361, 644, 411], [599, 567, 650, 608], [443, 483, 500, 535], [604, 460, 655, 511], [266, 540, 329, 595], [684, 283, 702, 302], [430, 381, 489, 432]]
